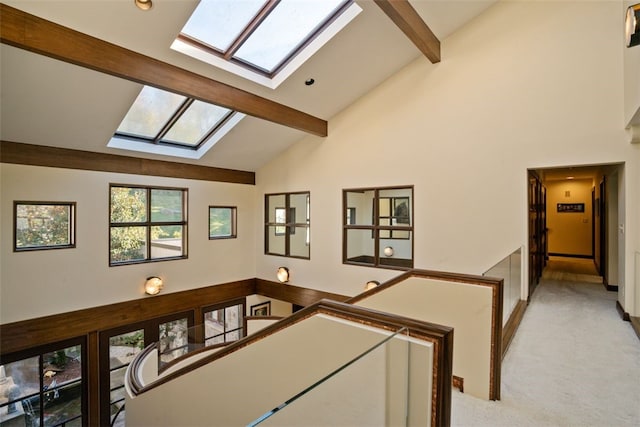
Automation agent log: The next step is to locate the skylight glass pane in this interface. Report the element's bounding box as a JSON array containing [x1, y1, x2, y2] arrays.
[[117, 86, 186, 138], [182, 0, 266, 52], [162, 101, 232, 146], [234, 0, 346, 72]]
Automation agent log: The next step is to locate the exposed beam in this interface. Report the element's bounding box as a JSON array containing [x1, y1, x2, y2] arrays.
[[0, 3, 327, 137], [375, 0, 441, 63], [0, 141, 256, 185]]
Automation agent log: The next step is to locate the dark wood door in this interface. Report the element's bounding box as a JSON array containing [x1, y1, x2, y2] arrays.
[[598, 177, 607, 279], [528, 171, 546, 298]]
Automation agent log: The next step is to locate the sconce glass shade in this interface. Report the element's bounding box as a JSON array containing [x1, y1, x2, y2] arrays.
[[144, 276, 163, 295], [626, 4, 640, 47], [134, 0, 153, 11], [365, 280, 380, 290], [276, 267, 290, 283], [383, 246, 394, 257]]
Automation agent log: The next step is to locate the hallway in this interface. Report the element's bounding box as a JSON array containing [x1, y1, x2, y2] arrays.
[[542, 256, 603, 283], [451, 259, 640, 426]]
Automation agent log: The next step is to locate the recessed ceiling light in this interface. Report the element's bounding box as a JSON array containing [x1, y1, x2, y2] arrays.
[[305, 78, 315, 86]]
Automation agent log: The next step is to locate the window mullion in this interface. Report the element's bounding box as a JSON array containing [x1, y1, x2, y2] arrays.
[[154, 98, 194, 143], [146, 188, 152, 261], [195, 111, 235, 149], [224, 0, 280, 59], [285, 193, 291, 256]]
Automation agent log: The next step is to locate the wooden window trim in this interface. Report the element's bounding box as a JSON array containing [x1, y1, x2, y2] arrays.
[[201, 298, 246, 345], [109, 184, 188, 266], [13, 201, 76, 252], [0, 336, 88, 427], [178, 0, 353, 78], [343, 186, 414, 270], [264, 191, 310, 259], [208, 206, 238, 240]]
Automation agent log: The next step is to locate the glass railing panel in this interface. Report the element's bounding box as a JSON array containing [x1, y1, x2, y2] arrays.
[[483, 247, 522, 325], [247, 326, 435, 427], [157, 322, 246, 368]]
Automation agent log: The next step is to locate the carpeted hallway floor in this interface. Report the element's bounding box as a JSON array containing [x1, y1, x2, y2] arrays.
[[451, 258, 640, 426]]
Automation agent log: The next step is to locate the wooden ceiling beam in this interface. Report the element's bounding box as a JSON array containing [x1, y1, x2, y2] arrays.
[[375, 0, 441, 63], [0, 3, 327, 137]]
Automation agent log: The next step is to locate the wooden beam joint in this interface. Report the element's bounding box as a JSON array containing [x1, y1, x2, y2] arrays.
[[375, 0, 441, 63]]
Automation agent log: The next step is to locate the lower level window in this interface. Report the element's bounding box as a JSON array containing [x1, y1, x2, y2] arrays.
[[109, 184, 188, 265], [203, 299, 245, 346], [0, 338, 86, 427]]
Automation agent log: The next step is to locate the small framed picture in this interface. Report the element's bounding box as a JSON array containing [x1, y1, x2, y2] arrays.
[[250, 301, 271, 316]]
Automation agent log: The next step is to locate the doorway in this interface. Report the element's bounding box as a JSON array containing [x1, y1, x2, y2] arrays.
[[527, 163, 624, 298]]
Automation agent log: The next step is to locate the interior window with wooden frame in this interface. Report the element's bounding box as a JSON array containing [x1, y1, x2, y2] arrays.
[[14, 201, 76, 252], [343, 186, 414, 269], [208, 206, 237, 239], [109, 184, 188, 266], [264, 191, 310, 259]]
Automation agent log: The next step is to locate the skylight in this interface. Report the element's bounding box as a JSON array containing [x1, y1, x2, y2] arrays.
[[172, 0, 362, 89], [108, 86, 244, 159]]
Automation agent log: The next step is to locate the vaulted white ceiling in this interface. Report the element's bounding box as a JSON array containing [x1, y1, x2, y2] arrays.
[[0, 0, 497, 172]]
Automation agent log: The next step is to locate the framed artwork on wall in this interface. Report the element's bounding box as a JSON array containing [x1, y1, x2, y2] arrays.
[[250, 301, 271, 316], [557, 203, 585, 213]]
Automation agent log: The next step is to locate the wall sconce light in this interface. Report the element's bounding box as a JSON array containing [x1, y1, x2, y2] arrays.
[[144, 276, 163, 295], [276, 267, 290, 283], [365, 280, 380, 291], [626, 4, 640, 47], [383, 246, 394, 257], [134, 0, 153, 11]]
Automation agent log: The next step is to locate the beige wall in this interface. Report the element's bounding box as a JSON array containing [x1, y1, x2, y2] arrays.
[[0, 164, 257, 324], [246, 294, 292, 318], [255, 0, 639, 315], [546, 179, 593, 256], [354, 277, 494, 400]]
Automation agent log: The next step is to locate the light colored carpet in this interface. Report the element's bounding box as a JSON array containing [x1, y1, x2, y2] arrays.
[[451, 274, 640, 426]]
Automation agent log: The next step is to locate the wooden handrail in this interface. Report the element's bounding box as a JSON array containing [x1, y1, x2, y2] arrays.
[[128, 342, 158, 393]]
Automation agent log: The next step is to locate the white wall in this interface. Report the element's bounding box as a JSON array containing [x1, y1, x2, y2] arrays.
[[0, 164, 256, 324], [255, 0, 640, 315]]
